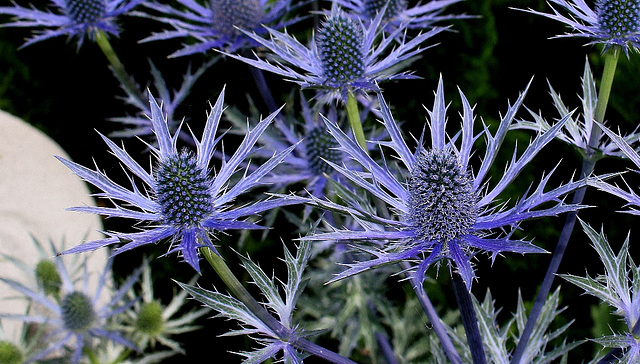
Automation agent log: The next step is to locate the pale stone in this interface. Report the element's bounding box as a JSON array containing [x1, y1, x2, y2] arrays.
[[0, 109, 109, 341]]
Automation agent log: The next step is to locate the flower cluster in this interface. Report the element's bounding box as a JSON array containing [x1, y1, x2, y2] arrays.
[[2, 0, 640, 362]]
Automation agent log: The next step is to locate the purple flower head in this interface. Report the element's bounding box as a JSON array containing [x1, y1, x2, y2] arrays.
[[333, 0, 472, 32], [303, 76, 585, 289], [227, 6, 445, 102], [137, 0, 304, 57], [0, 241, 142, 364], [522, 0, 640, 54], [56, 88, 297, 273], [0, 0, 143, 48]]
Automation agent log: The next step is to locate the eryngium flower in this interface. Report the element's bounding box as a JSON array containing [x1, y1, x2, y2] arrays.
[[0, 254, 141, 364], [136, 0, 303, 57], [303, 76, 584, 289], [334, 0, 471, 31], [523, 0, 640, 54], [57, 88, 296, 273], [227, 6, 444, 100], [0, 0, 143, 48]]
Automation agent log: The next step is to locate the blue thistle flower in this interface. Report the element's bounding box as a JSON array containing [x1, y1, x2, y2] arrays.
[[227, 6, 445, 101], [136, 0, 304, 57], [0, 0, 143, 48], [302, 76, 585, 289], [523, 0, 640, 54], [56, 88, 297, 273], [0, 244, 142, 364], [333, 0, 472, 31]]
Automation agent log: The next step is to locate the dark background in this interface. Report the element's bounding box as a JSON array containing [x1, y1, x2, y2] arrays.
[[1, 0, 640, 362]]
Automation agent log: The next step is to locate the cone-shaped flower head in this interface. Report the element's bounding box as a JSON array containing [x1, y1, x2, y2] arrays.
[[211, 0, 262, 39], [363, 0, 407, 20], [316, 15, 366, 88], [306, 126, 344, 175], [137, 0, 302, 57], [523, 0, 640, 54], [303, 76, 584, 289], [57, 88, 297, 272], [407, 149, 479, 244], [0, 0, 143, 48], [0, 252, 141, 364], [227, 6, 445, 101]]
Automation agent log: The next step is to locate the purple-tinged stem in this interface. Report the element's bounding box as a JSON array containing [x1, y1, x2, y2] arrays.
[[402, 262, 462, 364], [452, 273, 486, 364], [511, 48, 619, 364]]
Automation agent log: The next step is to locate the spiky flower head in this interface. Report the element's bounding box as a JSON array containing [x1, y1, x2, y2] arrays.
[[363, 0, 407, 20], [228, 6, 445, 101], [0, 0, 143, 48], [306, 127, 344, 175], [211, 0, 262, 39], [407, 149, 479, 244], [136, 0, 302, 57], [0, 255, 141, 364], [57, 88, 297, 272], [303, 76, 584, 289], [316, 14, 366, 88], [523, 0, 640, 54]]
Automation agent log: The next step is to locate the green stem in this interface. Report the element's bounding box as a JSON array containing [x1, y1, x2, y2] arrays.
[[201, 247, 287, 337], [94, 30, 146, 107], [588, 48, 619, 159], [346, 91, 367, 150], [510, 47, 619, 364], [201, 247, 357, 364]]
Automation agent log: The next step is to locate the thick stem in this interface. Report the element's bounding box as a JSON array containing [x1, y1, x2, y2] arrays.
[[94, 30, 146, 107], [510, 48, 619, 364], [242, 48, 279, 114], [201, 247, 356, 364], [402, 262, 462, 364], [346, 91, 367, 150], [452, 274, 486, 364]]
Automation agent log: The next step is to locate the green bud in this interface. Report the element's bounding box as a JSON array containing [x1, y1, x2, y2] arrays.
[[0, 341, 23, 364], [136, 301, 164, 336], [35, 260, 62, 297]]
